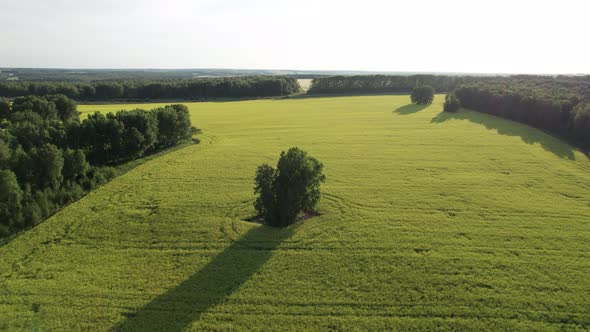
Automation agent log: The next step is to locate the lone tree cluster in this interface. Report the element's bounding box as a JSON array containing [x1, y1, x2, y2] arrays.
[[254, 147, 326, 227], [410, 85, 435, 105]]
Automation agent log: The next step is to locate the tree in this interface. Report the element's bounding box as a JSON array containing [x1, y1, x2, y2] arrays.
[[47, 94, 78, 121], [571, 103, 590, 145], [0, 77, 301, 101], [443, 93, 461, 112], [0, 170, 23, 235], [63, 149, 89, 182], [0, 138, 11, 169], [117, 109, 159, 157], [8, 110, 51, 150], [0, 97, 9, 119], [11, 146, 34, 186], [153, 105, 192, 147], [12, 95, 57, 119], [254, 147, 326, 227], [411, 85, 435, 105], [79, 112, 125, 164], [254, 164, 276, 223], [33, 144, 64, 189]]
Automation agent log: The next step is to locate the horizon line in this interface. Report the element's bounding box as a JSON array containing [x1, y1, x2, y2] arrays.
[[1, 67, 588, 76]]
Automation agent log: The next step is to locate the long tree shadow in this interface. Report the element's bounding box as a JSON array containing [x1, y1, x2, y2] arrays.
[[431, 110, 576, 160], [111, 224, 295, 331], [393, 104, 429, 115]]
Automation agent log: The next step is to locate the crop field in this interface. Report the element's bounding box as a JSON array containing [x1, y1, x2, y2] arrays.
[[1, 95, 590, 330]]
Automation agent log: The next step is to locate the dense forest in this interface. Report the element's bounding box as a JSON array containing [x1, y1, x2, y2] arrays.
[[308, 75, 590, 95], [453, 81, 590, 150], [307, 75, 481, 94], [0, 76, 300, 101], [0, 95, 195, 238]]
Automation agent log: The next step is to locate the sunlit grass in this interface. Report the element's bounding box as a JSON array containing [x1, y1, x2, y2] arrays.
[[1, 95, 589, 330]]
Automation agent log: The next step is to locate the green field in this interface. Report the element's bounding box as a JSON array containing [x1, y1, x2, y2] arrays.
[[1, 95, 589, 330]]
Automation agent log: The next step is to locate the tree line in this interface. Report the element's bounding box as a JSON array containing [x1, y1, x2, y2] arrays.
[[0, 95, 195, 238], [307, 75, 480, 94], [307, 75, 590, 95], [0, 76, 301, 101], [452, 81, 590, 150]]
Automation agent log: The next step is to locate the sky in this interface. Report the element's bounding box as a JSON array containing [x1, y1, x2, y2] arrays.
[[0, 0, 589, 74]]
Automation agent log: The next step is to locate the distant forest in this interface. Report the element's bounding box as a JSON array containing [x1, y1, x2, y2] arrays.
[[0, 76, 301, 101], [0, 68, 475, 82], [307, 75, 590, 95]]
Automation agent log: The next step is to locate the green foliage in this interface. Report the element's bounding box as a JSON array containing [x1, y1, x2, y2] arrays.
[[154, 104, 192, 148], [12, 95, 57, 118], [454, 83, 590, 149], [443, 93, 461, 112], [116, 109, 159, 156], [570, 102, 590, 146], [254, 147, 325, 227], [308, 75, 464, 94], [32, 143, 64, 189], [0, 138, 11, 169], [63, 149, 89, 182], [0, 95, 195, 238], [77, 105, 194, 164], [411, 85, 435, 105], [254, 163, 276, 223], [77, 112, 125, 164], [0, 98, 9, 119], [87, 166, 118, 188], [0, 170, 23, 236], [46, 94, 78, 121], [0, 76, 301, 100]]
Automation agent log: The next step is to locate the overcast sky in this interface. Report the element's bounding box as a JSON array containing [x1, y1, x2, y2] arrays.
[[0, 0, 588, 74]]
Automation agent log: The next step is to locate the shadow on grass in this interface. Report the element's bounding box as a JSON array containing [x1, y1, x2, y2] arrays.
[[111, 224, 295, 332], [285, 91, 413, 100], [393, 104, 428, 115], [431, 110, 576, 160]]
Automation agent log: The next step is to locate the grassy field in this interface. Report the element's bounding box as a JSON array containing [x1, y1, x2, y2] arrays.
[[1, 95, 590, 330]]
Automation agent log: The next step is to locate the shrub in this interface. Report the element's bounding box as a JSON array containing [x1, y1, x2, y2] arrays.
[[254, 147, 326, 227], [443, 93, 461, 112], [411, 85, 435, 105], [89, 167, 118, 188]]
